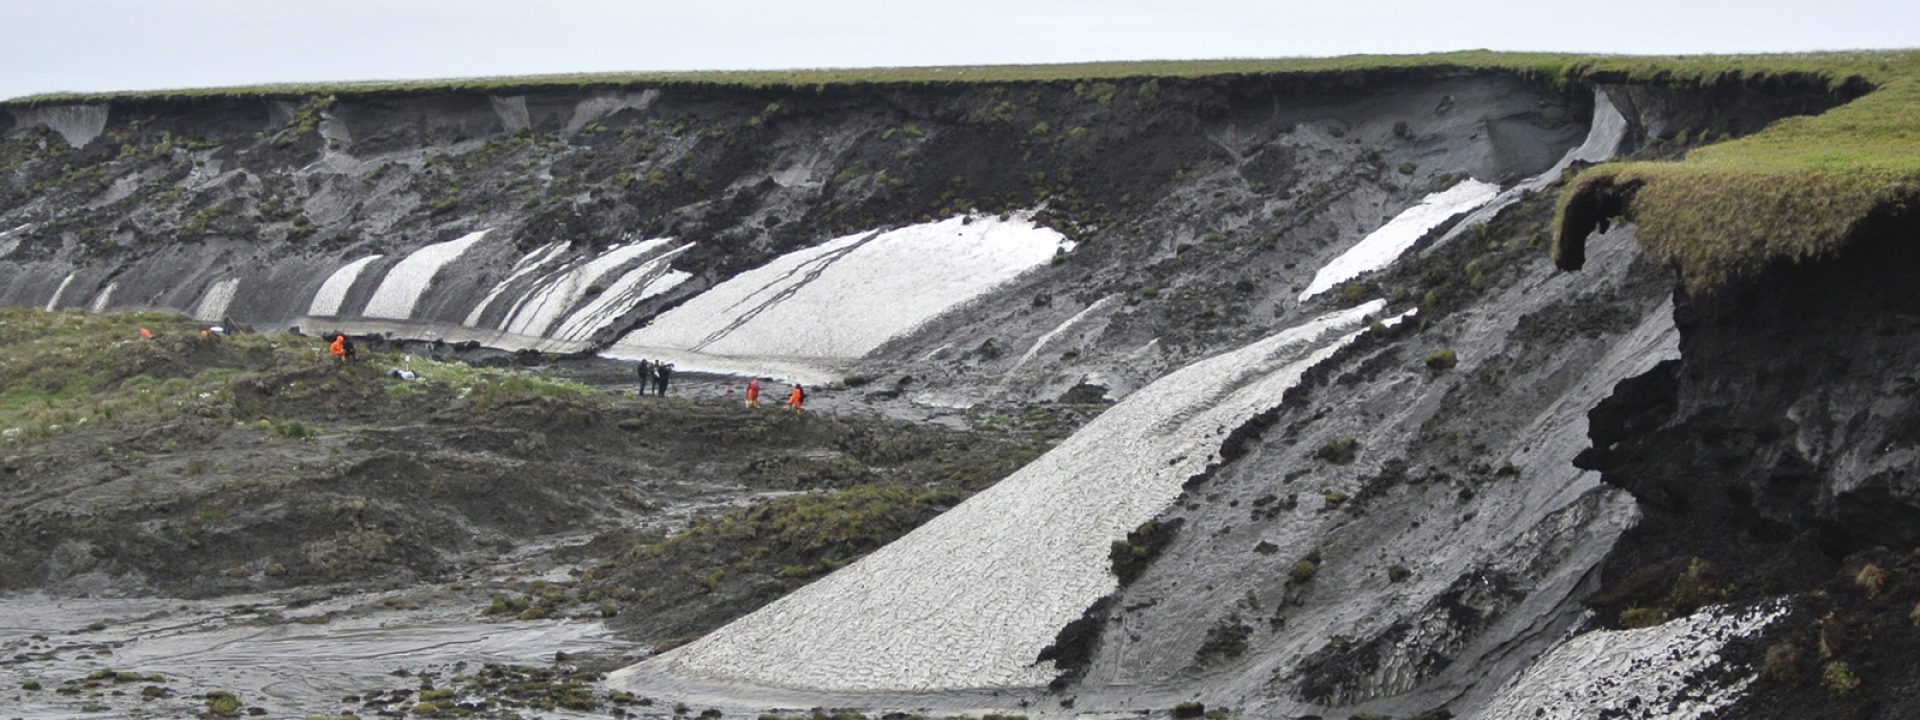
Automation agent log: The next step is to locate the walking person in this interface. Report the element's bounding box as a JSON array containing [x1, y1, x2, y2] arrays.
[[636, 359, 652, 396], [745, 377, 761, 408], [787, 383, 805, 412]]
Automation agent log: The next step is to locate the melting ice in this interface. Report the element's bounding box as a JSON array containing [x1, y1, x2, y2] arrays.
[[1300, 179, 1501, 301]]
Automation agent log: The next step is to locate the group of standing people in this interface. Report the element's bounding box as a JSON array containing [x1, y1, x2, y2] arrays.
[[635, 359, 674, 396], [633, 360, 805, 410]]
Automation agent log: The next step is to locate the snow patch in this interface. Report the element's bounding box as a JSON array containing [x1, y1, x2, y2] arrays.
[[1300, 179, 1500, 301], [499, 239, 675, 338], [1008, 294, 1120, 375], [361, 230, 489, 320], [1478, 603, 1785, 720], [462, 242, 568, 328], [192, 278, 240, 322], [43, 273, 75, 312], [619, 301, 1398, 694], [88, 283, 116, 313], [307, 255, 384, 317], [612, 214, 1070, 372], [549, 248, 692, 342]]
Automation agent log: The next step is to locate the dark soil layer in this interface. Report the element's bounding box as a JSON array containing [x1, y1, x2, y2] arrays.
[[1579, 210, 1920, 718]]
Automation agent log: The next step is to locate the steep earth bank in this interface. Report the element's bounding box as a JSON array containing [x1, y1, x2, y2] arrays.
[[0, 65, 1889, 719], [1572, 206, 1920, 720], [1, 69, 1841, 401]]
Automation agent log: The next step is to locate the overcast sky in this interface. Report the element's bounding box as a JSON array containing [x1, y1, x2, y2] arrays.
[[5, 0, 1918, 100]]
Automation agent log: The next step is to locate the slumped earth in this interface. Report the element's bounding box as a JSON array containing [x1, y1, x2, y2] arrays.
[[5, 52, 1920, 719]]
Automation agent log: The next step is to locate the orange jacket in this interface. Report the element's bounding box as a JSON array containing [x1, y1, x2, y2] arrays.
[[787, 386, 804, 408], [329, 335, 346, 357], [746, 379, 760, 401]]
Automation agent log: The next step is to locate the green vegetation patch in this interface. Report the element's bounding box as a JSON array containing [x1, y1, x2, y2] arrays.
[[0, 307, 591, 446], [1554, 51, 1920, 293]]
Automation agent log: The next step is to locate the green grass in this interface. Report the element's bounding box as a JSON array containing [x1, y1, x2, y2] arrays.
[[1551, 51, 1920, 292], [0, 307, 593, 444], [1, 49, 1894, 108], [0, 51, 1584, 105], [0, 308, 257, 439]]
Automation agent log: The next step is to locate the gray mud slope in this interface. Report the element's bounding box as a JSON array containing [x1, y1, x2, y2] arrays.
[[1044, 187, 1674, 718], [2, 71, 1840, 402], [1044, 116, 1920, 720]]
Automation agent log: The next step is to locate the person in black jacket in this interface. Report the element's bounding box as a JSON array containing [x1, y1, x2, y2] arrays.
[[656, 363, 673, 396]]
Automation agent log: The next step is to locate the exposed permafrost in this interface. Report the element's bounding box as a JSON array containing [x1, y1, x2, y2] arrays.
[[1432, 89, 1628, 251], [9, 105, 109, 148], [609, 214, 1070, 375], [1300, 179, 1501, 301], [361, 230, 489, 320], [615, 300, 1403, 695], [1476, 603, 1784, 720]]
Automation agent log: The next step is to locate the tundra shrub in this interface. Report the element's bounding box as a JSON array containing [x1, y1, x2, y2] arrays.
[[1315, 437, 1359, 464], [1855, 563, 1888, 598], [1290, 560, 1319, 583], [1761, 642, 1803, 683], [1619, 606, 1668, 629], [205, 691, 241, 717], [1822, 661, 1861, 696]]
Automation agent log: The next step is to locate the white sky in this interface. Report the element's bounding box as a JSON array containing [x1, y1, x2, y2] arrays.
[[4, 0, 1918, 100]]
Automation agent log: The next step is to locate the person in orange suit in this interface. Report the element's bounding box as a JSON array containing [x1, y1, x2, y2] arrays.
[[787, 383, 805, 412], [329, 333, 347, 364], [746, 378, 761, 408]]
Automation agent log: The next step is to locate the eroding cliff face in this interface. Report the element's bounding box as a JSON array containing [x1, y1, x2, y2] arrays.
[[2, 69, 1599, 392], [1572, 210, 1920, 720], [0, 67, 1878, 718]]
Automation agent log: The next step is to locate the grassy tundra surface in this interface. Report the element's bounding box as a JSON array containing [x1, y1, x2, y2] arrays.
[[1553, 51, 1920, 292], [0, 309, 1054, 636]]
